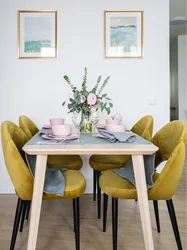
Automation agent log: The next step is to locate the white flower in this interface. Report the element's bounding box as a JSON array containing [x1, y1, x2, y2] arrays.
[[80, 94, 86, 103]]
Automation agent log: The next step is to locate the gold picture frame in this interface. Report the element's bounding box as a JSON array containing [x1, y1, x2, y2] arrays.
[[104, 10, 144, 58], [18, 10, 57, 59]]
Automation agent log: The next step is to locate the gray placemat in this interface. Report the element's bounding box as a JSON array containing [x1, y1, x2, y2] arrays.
[[26, 129, 152, 145]]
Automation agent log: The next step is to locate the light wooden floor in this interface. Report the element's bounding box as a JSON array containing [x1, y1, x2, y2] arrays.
[[0, 165, 186, 250]]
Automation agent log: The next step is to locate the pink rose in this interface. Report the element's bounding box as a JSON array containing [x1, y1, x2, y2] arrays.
[[87, 93, 97, 105]]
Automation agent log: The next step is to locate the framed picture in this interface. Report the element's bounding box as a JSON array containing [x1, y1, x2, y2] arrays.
[[104, 10, 144, 58], [18, 10, 57, 59]]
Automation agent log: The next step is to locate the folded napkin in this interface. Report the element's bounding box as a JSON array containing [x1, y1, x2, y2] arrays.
[[98, 128, 136, 143], [113, 153, 156, 189], [25, 153, 66, 196]]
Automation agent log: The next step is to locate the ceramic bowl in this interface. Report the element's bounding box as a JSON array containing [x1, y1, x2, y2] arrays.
[[105, 124, 126, 132], [105, 118, 121, 125], [52, 124, 71, 136], [49, 118, 65, 126], [113, 113, 122, 121]]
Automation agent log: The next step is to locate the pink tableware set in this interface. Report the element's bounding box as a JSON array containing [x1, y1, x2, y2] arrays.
[[99, 113, 126, 132], [42, 118, 77, 140], [42, 114, 125, 141]]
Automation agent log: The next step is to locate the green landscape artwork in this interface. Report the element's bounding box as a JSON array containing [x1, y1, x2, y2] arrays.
[[110, 16, 137, 52], [24, 17, 51, 53]]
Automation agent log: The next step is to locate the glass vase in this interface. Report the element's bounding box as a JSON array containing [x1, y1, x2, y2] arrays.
[[80, 113, 92, 133]]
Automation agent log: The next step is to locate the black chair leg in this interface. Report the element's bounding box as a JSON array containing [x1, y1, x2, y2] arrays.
[[25, 201, 31, 221], [153, 200, 160, 233], [112, 198, 118, 250], [103, 193, 108, 232], [93, 169, 96, 201], [10, 197, 24, 250], [96, 171, 101, 219], [73, 197, 80, 250], [166, 199, 183, 250], [73, 199, 76, 232], [19, 201, 28, 232]]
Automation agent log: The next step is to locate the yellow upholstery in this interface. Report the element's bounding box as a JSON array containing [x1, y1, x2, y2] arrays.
[[89, 115, 153, 171], [43, 170, 86, 200], [19, 115, 82, 170], [99, 121, 187, 201], [19, 116, 39, 139], [1, 121, 86, 201]]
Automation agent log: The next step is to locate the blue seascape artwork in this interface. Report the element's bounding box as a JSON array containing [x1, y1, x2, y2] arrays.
[[110, 17, 137, 52], [24, 17, 51, 53]]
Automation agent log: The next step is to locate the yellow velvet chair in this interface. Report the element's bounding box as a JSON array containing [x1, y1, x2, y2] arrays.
[[19, 115, 82, 170], [89, 115, 153, 218], [1, 121, 86, 250], [99, 120, 187, 250]]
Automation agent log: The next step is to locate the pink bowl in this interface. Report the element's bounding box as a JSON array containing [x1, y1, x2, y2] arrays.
[[113, 113, 122, 121], [105, 124, 126, 132], [52, 124, 71, 136], [49, 118, 65, 126], [105, 118, 121, 125]]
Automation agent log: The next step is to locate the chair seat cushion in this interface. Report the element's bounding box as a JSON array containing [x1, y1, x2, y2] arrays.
[[99, 169, 159, 199], [43, 170, 86, 200], [89, 155, 130, 171], [47, 155, 82, 170]]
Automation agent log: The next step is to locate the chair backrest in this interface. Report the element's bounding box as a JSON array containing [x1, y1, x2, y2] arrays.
[[131, 115, 153, 141], [148, 120, 187, 200], [19, 115, 39, 139], [1, 121, 34, 200]]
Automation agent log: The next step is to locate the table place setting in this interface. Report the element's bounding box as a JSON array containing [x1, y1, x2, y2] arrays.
[[26, 113, 152, 147]]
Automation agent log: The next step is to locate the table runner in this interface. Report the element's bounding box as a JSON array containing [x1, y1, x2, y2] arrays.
[[25, 153, 66, 196], [27, 129, 152, 145], [113, 154, 156, 189]]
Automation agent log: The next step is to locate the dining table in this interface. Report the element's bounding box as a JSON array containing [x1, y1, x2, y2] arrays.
[[22, 131, 158, 250]]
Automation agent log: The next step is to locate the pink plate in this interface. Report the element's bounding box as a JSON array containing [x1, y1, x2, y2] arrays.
[[42, 133, 78, 141], [43, 124, 52, 129], [97, 124, 105, 129], [95, 134, 107, 139]]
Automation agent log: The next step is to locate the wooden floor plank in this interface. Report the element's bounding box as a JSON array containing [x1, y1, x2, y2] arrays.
[[0, 163, 186, 250]]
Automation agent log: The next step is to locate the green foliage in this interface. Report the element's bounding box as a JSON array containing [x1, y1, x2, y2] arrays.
[[97, 76, 110, 96], [93, 75, 101, 92], [62, 67, 113, 115], [82, 67, 87, 90], [63, 75, 76, 92]]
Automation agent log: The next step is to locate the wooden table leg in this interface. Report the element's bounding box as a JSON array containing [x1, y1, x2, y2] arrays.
[[27, 155, 47, 250], [132, 155, 154, 250]]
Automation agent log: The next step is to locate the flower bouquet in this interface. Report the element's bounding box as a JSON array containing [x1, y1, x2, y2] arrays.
[[62, 67, 113, 132]]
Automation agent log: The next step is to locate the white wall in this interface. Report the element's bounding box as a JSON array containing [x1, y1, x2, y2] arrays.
[[178, 35, 187, 123], [0, 0, 170, 193]]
